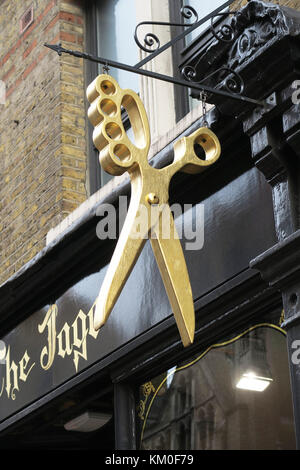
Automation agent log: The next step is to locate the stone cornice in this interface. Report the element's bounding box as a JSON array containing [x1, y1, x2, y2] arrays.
[[250, 229, 300, 289], [180, 1, 300, 117]]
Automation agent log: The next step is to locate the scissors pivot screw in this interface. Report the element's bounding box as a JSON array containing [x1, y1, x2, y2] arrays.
[[146, 193, 160, 205]]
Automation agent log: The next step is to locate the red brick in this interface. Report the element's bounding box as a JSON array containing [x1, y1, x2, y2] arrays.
[[2, 65, 16, 81], [60, 31, 77, 43], [59, 12, 77, 23], [22, 21, 36, 40], [6, 77, 22, 98], [22, 59, 38, 80], [10, 39, 22, 56], [0, 0, 56, 66], [36, 0, 56, 23], [2, 51, 10, 65], [37, 49, 48, 63], [23, 39, 38, 59], [51, 32, 61, 44], [44, 12, 60, 33]]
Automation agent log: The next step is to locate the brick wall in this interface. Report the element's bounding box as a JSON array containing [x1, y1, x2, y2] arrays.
[[0, 0, 88, 283]]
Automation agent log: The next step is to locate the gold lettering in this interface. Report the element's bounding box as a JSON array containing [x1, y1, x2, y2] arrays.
[[0, 347, 35, 402], [19, 351, 35, 382], [38, 302, 101, 374], [57, 323, 73, 359], [38, 305, 57, 370], [0, 296, 107, 404], [72, 310, 88, 372], [5, 346, 19, 400], [87, 301, 100, 340]]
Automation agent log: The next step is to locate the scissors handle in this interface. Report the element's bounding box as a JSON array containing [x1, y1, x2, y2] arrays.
[[87, 74, 150, 176], [173, 127, 221, 175]]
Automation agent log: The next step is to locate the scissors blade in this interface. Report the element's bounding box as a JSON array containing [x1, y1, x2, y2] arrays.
[[94, 194, 149, 330], [150, 205, 195, 347]]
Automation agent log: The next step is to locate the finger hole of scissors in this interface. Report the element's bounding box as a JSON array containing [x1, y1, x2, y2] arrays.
[[121, 95, 147, 149], [105, 122, 123, 141], [113, 144, 132, 163], [100, 99, 117, 117], [100, 80, 116, 96], [193, 141, 206, 161], [194, 134, 218, 161]]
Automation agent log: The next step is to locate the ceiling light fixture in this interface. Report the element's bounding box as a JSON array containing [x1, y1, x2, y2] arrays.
[[64, 411, 112, 433], [236, 371, 273, 392]]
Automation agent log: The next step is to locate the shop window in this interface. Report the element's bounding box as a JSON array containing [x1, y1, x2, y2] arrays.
[[138, 321, 296, 450]]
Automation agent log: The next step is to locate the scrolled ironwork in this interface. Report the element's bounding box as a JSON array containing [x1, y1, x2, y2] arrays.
[[135, 30, 161, 54], [181, 66, 245, 98], [201, 67, 245, 95], [180, 5, 198, 23], [134, 5, 198, 54], [210, 12, 236, 44], [202, 67, 245, 95], [181, 65, 197, 82], [222, 69, 244, 94], [177, 7, 242, 99], [134, 22, 161, 53]]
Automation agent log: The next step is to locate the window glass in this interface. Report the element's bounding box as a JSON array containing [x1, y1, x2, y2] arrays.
[[96, 0, 139, 92], [94, 0, 138, 187], [138, 322, 296, 450]]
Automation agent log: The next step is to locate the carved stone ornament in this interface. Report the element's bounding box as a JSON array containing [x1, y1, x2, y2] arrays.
[[227, 1, 291, 69], [180, 0, 300, 111]]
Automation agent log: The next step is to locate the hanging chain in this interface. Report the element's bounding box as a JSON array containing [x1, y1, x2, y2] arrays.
[[102, 62, 110, 74], [200, 90, 209, 128]]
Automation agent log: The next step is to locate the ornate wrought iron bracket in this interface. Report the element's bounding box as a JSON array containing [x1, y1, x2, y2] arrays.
[[134, 5, 200, 55], [44, 0, 266, 108], [133, 0, 235, 69]]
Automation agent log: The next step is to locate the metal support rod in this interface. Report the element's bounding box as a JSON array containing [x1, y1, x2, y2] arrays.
[[44, 43, 265, 107]]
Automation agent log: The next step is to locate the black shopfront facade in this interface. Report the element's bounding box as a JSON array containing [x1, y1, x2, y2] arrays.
[[0, 0, 300, 451]]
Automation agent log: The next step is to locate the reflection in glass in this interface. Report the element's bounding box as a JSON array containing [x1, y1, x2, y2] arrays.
[[138, 324, 296, 450]]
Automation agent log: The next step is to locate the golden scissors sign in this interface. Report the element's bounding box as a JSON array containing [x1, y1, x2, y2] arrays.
[[87, 74, 221, 347]]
